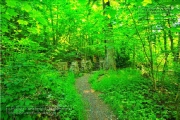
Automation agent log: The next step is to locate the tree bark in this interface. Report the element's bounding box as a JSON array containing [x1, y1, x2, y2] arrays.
[[49, 3, 56, 45], [177, 84, 180, 120], [161, 30, 169, 82], [102, 0, 116, 70], [176, 32, 180, 120]]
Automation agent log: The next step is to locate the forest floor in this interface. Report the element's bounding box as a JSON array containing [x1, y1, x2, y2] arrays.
[[75, 73, 117, 120]]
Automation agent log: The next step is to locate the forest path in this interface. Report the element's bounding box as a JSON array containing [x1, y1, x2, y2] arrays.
[[75, 73, 117, 120]]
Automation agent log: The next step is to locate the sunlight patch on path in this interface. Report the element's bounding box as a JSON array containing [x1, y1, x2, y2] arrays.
[[83, 89, 95, 93]]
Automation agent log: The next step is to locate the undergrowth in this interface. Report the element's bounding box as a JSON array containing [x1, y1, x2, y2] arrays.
[[89, 68, 177, 120], [1, 60, 84, 120]]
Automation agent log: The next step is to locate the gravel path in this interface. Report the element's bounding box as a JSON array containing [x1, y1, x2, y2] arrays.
[[75, 73, 117, 120]]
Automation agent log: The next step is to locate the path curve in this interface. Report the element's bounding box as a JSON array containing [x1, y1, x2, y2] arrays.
[[75, 73, 117, 120]]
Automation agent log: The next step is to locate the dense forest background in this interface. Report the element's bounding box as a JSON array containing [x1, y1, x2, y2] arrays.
[[1, 0, 180, 120]]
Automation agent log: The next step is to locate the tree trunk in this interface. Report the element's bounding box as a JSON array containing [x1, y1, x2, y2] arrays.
[[174, 32, 180, 62], [176, 32, 180, 120], [49, 4, 56, 45], [177, 84, 180, 120], [161, 30, 169, 81], [102, 0, 116, 70], [167, 6, 177, 62], [132, 45, 136, 68]]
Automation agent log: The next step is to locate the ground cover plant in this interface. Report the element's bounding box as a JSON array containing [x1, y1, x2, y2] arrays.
[[1, 60, 85, 119], [89, 69, 178, 120], [1, 59, 84, 120]]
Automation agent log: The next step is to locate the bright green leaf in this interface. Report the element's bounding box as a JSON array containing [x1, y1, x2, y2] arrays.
[[17, 20, 28, 25], [104, 0, 109, 3], [6, 8, 18, 17], [21, 2, 32, 12], [2, 14, 11, 20], [25, 99, 33, 106], [36, 17, 48, 26], [169, 27, 180, 32], [6, 0, 17, 8], [142, 0, 152, 6], [1, 26, 9, 33], [1, 97, 6, 103], [22, 116, 33, 120]]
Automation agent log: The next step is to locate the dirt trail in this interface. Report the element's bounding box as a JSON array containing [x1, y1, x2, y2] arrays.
[[75, 73, 117, 120]]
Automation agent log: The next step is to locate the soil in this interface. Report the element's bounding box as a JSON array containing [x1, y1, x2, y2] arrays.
[[75, 73, 117, 120]]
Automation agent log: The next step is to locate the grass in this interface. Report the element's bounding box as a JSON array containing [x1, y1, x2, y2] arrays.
[[89, 68, 177, 120]]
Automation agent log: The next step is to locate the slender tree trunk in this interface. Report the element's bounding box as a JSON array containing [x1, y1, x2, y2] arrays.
[[146, 11, 156, 90], [167, 6, 177, 62], [132, 44, 136, 68], [174, 32, 180, 62], [161, 30, 169, 81], [177, 84, 180, 120], [56, 4, 59, 40], [49, 4, 56, 45], [127, 6, 151, 64], [176, 32, 180, 120], [103, 0, 108, 55], [178, 33, 180, 61], [102, 0, 116, 70], [148, 28, 155, 90], [149, 39, 156, 89]]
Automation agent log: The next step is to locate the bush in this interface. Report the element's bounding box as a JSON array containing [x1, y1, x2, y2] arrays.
[[89, 68, 177, 120], [1, 58, 84, 120]]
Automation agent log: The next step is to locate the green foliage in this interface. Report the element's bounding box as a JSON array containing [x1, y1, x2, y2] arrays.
[[88, 70, 105, 84], [89, 69, 177, 119], [115, 51, 130, 68], [1, 1, 84, 119], [1, 0, 179, 119], [1, 59, 84, 119]]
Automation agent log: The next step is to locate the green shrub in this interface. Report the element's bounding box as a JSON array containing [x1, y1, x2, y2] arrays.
[[89, 68, 176, 120], [1, 60, 84, 120]]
